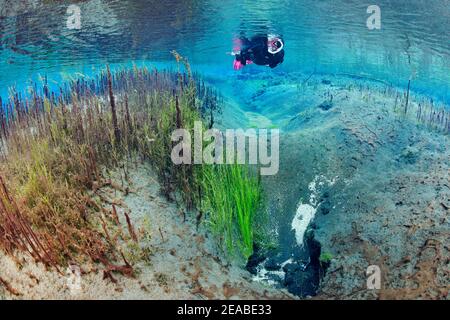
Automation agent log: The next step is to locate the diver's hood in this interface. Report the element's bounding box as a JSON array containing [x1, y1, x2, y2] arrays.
[[268, 35, 284, 54]]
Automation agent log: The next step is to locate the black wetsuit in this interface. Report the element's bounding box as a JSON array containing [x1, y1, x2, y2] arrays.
[[235, 35, 285, 68]]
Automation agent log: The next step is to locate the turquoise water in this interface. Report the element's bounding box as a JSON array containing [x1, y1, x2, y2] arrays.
[[0, 0, 449, 102], [1, 0, 449, 298]]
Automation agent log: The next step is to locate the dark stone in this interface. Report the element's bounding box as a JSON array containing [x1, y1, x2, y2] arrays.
[[283, 262, 305, 286], [283, 257, 320, 297], [286, 270, 319, 297], [304, 228, 315, 243], [282, 262, 301, 274], [307, 237, 322, 269], [245, 244, 266, 275], [320, 199, 332, 215], [321, 206, 330, 215], [320, 190, 330, 200], [319, 191, 332, 215], [283, 269, 296, 286], [248, 231, 328, 298], [264, 259, 280, 271], [283, 231, 321, 297], [318, 100, 333, 111], [400, 146, 419, 164]]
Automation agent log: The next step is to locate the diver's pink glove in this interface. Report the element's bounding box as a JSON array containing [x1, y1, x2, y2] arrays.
[[233, 60, 244, 70], [233, 59, 253, 70]]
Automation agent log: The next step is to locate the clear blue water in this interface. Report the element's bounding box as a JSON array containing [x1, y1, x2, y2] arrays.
[[1, 0, 449, 298], [1, 0, 449, 102]]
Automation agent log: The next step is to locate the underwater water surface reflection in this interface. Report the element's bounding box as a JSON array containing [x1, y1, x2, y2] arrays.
[[0, 0, 449, 300], [0, 0, 449, 101]]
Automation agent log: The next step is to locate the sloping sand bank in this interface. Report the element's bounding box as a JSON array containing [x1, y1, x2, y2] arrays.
[[214, 71, 449, 299], [0, 163, 293, 300]]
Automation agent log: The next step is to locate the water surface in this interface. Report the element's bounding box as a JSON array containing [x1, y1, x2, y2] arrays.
[[1, 0, 449, 101]]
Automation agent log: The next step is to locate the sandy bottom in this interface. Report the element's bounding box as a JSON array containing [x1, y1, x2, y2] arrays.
[[0, 163, 293, 300], [212, 71, 449, 299], [1, 71, 448, 300]]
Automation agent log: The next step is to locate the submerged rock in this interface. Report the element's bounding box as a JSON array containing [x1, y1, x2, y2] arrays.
[[318, 100, 334, 111], [320, 205, 331, 215], [319, 199, 332, 215], [282, 262, 301, 274], [245, 244, 267, 275], [399, 146, 419, 164], [319, 190, 332, 215], [276, 231, 324, 297], [264, 258, 282, 271]]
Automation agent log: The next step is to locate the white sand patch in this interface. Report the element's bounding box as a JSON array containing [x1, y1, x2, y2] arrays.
[[281, 258, 294, 268], [252, 258, 293, 285], [291, 175, 338, 246], [253, 264, 285, 286], [0, 163, 292, 300], [291, 204, 317, 246]]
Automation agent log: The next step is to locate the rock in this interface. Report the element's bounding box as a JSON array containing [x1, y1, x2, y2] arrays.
[[399, 146, 419, 164], [310, 222, 318, 229], [320, 206, 330, 215], [283, 269, 295, 286], [264, 258, 281, 271], [320, 190, 330, 200], [320, 196, 332, 215], [306, 232, 322, 269], [283, 263, 319, 297], [245, 244, 266, 275], [282, 262, 301, 274], [318, 100, 333, 111]]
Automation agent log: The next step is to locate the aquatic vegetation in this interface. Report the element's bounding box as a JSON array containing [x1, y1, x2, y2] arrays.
[[200, 164, 262, 259], [0, 95, 138, 279], [0, 175, 59, 269], [0, 56, 259, 277], [319, 252, 333, 266], [304, 75, 450, 135], [0, 65, 192, 276], [369, 84, 450, 134]]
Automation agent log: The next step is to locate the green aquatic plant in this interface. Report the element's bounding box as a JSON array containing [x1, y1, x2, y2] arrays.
[[0, 55, 261, 281], [319, 252, 333, 267], [0, 65, 194, 275], [200, 164, 262, 259]]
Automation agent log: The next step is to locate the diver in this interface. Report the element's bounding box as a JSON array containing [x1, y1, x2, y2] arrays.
[[232, 34, 285, 70]]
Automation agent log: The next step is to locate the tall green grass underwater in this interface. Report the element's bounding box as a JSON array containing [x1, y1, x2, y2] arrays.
[[200, 164, 263, 260], [0, 54, 265, 280]]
